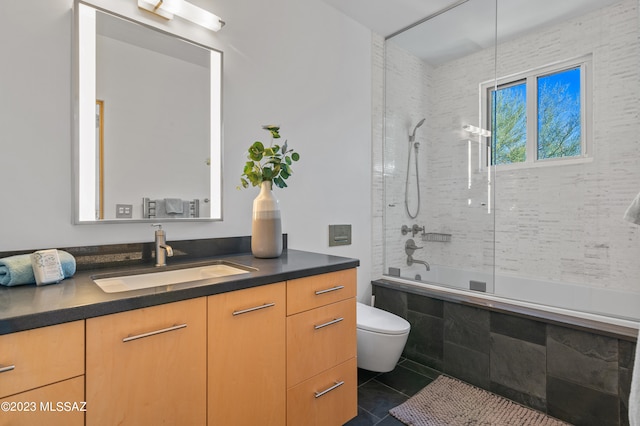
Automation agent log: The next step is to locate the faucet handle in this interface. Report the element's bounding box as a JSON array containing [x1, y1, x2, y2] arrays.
[[405, 239, 423, 250], [405, 239, 423, 256], [412, 224, 425, 236], [152, 223, 165, 236]]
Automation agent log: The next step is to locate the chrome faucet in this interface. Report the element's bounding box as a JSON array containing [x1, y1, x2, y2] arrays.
[[152, 224, 173, 267], [405, 239, 430, 271]]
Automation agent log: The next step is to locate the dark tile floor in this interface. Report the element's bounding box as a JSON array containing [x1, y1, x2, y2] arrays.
[[344, 358, 441, 426]]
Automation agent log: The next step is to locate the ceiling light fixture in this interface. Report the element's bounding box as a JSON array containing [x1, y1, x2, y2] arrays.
[[138, 0, 225, 32]]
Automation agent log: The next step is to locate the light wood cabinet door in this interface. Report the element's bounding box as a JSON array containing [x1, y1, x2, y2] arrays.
[[86, 298, 207, 425], [208, 282, 286, 426], [0, 320, 84, 399], [287, 269, 356, 315], [287, 298, 356, 388], [287, 358, 357, 426], [0, 376, 84, 426]]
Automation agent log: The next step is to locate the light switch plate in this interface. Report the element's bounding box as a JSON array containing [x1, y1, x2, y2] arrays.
[[329, 224, 351, 246]]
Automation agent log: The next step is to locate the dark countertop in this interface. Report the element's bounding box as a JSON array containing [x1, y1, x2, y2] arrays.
[[0, 249, 359, 335]]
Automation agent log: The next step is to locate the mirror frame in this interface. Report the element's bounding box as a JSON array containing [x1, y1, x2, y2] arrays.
[[72, 0, 223, 224]]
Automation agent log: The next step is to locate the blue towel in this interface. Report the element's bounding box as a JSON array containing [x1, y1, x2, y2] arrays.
[[0, 251, 76, 286]]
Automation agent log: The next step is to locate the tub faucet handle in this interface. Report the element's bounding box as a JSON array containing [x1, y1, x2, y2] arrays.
[[405, 239, 422, 250], [405, 239, 423, 256], [412, 224, 425, 237]]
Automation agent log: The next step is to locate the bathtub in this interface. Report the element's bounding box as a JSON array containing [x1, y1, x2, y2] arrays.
[[384, 264, 640, 336]]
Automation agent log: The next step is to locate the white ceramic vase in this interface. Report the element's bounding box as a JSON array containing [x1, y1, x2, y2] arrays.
[[251, 181, 283, 258]]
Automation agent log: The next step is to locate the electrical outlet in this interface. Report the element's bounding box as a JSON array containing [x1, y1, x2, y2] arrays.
[[116, 204, 133, 218]]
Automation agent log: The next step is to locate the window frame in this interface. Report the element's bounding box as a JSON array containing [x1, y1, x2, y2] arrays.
[[481, 55, 593, 169]]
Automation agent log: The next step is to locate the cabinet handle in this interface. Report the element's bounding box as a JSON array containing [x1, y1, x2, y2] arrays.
[[232, 302, 275, 316], [314, 381, 345, 398], [122, 323, 187, 342], [314, 317, 344, 330], [0, 364, 15, 374], [315, 285, 344, 295]]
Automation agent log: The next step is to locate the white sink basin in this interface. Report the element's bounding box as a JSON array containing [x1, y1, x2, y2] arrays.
[[93, 263, 254, 293]]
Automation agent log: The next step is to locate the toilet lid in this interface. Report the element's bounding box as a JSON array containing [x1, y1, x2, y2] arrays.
[[357, 302, 410, 335]]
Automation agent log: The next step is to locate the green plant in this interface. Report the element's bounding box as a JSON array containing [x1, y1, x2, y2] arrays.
[[239, 125, 300, 189]]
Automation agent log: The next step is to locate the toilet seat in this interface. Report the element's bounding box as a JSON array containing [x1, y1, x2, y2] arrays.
[[356, 302, 410, 335]]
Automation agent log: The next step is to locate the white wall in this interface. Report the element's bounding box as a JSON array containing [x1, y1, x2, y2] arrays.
[[0, 0, 373, 299]]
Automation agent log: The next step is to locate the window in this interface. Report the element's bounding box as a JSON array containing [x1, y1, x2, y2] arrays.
[[484, 56, 591, 167]]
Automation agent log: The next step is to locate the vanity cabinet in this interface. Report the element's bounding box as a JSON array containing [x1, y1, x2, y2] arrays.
[[0, 321, 84, 426], [208, 282, 286, 425], [2, 263, 357, 425], [286, 269, 358, 426], [86, 297, 207, 425]]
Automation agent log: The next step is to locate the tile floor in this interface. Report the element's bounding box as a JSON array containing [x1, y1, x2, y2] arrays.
[[344, 358, 441, 426]]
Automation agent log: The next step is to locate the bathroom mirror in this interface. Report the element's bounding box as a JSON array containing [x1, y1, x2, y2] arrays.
[[74, 2, 222, 223]]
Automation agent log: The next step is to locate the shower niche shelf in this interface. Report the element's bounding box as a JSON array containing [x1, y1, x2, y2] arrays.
[[422, 233, 452, 243]]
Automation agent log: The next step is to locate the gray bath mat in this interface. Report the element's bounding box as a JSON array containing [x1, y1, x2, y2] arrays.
[[389, 375, 571, 426]]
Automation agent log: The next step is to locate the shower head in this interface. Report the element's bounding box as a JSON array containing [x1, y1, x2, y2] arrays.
[[410, 118, 426, 142]]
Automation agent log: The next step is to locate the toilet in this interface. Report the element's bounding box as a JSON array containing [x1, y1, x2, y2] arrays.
[[356, 302, 411, 372]]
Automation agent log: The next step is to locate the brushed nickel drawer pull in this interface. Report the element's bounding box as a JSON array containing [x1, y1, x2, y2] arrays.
[[0, 364, 15, 374], [315, 380, 345, 398], [232, 302, 276, 316], [314, 317, 344, 330], [123, 323, 187, 342], [315, 285, 344, 295]]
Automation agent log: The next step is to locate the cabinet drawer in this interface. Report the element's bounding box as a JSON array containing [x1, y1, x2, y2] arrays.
[[287, 298, 356, 387], [287, 268, 356, 315], [0, 376, 84, 426], [287, 357, 357, 426], [0, 321, 84, 398]]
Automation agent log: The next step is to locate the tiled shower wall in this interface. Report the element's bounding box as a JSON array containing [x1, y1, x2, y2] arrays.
[[373, 283, 636, 426], [375, 0, 640, 295]]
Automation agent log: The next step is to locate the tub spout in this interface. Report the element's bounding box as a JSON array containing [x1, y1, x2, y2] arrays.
[[407, 255, 430, 271]]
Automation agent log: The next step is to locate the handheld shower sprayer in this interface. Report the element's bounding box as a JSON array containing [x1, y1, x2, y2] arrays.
[[405, 118, 426, 219], [409, 118, 425, 142]]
